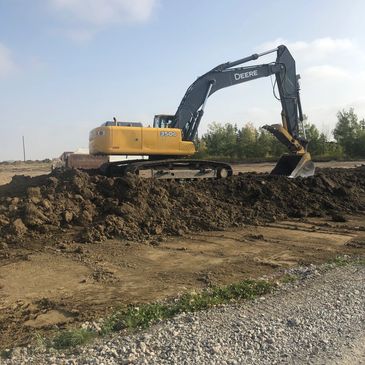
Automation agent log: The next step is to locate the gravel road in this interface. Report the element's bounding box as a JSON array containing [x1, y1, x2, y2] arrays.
[[2, 263, 365, 365]]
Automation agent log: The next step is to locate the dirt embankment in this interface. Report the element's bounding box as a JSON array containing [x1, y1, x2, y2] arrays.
[[0, 167, 365, 246], [0, 167, 365, 350]]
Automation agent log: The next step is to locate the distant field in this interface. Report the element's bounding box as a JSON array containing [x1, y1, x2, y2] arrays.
[[0, 162, 52, 186]]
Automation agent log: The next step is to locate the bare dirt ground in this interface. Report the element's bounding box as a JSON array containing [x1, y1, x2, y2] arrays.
[[232, 160, 365, 174], [0, 160, 364, 349], [0, 162, 51, 186]]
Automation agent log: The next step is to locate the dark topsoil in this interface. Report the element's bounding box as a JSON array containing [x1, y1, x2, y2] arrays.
[[0, 167, 365, 245]]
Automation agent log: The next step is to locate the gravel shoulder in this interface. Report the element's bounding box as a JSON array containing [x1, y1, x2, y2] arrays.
[[2, 262, 364, 364]]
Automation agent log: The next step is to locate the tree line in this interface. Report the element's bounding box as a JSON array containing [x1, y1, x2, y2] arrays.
[[196, 108, 365, 160]]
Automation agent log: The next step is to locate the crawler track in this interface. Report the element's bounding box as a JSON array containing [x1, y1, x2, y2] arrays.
[[103, 159, 233, 179]]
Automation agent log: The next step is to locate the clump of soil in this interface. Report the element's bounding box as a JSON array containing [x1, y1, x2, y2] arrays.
[[0, 167, 364, 244]]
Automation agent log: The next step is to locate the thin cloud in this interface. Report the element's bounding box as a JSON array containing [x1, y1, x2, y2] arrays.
[[0, 43, 16, 78], [257, 37, 363, 63], [66, 28, 96, 43], [258, 37, 357, 56], [50, 0, 157, 25], [304, 65, 351, 80]]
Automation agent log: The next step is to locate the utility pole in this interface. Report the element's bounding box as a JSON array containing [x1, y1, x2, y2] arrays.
[[22, 136, 26, 162]]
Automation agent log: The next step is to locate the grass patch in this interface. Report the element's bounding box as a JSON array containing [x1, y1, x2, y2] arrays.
[[48, 279, 274, 349], [330, 256, 351, 267], [102, 279, 273, 334], [52, 329, 97, 350], [25, 258, 365, 351], [326, 255, 365, 269], [280, 274, 299, 284]]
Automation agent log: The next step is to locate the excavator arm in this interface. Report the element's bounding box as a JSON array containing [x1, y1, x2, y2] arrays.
[[172, 62, 281, 140], [171, 45, 314, 177]]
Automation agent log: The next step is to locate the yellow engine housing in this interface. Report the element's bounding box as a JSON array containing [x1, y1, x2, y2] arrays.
[[89, 125, 196, 156]]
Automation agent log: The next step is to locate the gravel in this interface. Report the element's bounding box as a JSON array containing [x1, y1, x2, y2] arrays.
[[2, 263, 365, 365]]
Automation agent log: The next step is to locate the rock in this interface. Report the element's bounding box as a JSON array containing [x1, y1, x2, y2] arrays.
[[212, 345, 221, 354], [331, 213, 347, 222], [0, 242, 9, 250], [287, 318, 300, 327], [74, 194, 84, 202], [139, 341, 147, 352], [0, 214, 10, 227], [8, 205, 18, 213], [41, 199, 52, 209], [24, 203, 49, 226], [127, 353, 137, 361], [47, 176, 59, 188], [63, 211, 73, 223], [153, 225, 163, 235], [118, 203, 134, 216], [27, 187, 42, 204], [79, 210, 93, 225], [9, 218, 27, 236], [10, 197, 20, 206]]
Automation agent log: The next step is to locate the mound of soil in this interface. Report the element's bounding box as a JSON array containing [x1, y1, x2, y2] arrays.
[[0, 167, 364, 244]]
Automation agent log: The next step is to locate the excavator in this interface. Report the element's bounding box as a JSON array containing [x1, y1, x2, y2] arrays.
[[88, 45, 315, 179]]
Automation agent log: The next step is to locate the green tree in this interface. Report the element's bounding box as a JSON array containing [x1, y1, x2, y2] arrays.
[[333, 108, 362, 157], [237, 123, 259, 158], [203, 122, 238, 157], [256, 129, 275, 158], [304, 122, 325, 156], [198, 112, 361, 160]]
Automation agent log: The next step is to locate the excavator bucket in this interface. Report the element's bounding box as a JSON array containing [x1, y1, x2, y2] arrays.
[[271, 152, 315, 178]]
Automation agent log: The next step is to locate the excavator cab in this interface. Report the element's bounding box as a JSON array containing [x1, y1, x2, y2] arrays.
[[153, 115, 175, 128]]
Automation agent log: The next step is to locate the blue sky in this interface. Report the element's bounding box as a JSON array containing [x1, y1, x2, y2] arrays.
[[1, 0, 365, 160]]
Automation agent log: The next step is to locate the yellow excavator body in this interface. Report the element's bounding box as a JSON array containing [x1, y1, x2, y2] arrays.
[[89, 125, 196, 156], [84, 45, 316, 179]]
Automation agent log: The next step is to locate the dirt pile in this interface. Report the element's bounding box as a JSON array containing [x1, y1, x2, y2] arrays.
[[0, 167, 364, 244]]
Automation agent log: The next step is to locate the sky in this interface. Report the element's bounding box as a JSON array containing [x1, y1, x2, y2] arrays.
[[1, 0, 365, 160]]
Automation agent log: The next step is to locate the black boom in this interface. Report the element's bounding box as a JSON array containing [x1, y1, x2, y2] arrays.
[[171, 45, 304, 143]]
